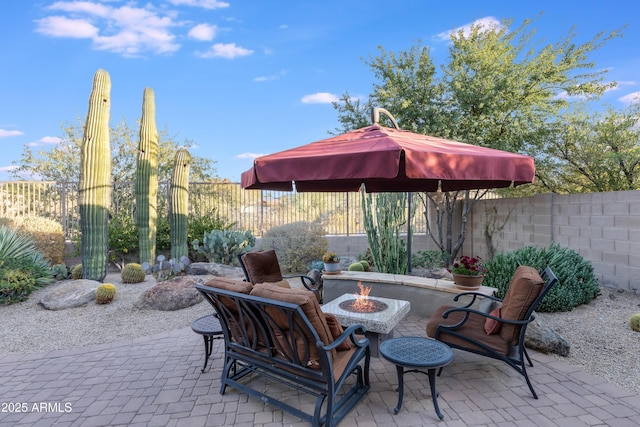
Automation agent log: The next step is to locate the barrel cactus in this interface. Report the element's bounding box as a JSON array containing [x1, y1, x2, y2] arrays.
[[79, 69, 112, 282], [630, 313, 640, 332], [135, 87, 159, 266], [121, 263, 146, 283], [169, 148, 192, 260], [348, 262, 365, 271], [71, 264, 83, 280], [95, 283, 117, 304]]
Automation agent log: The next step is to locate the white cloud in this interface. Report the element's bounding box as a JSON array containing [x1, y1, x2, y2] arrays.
[[35, 16, 99, 38], [301, 92, 339, 104], [0, 129, 24, 138], [254, 70, 287, 82], [436, 17, 502, 41], [27, 136, 62, 147], [196, 42, 253, 59], [188, 23, 217, 41], [236, 152, 264, 159], [166, 0, 230, 9], [0, 165, 18, 173], [279, 24, 288, 30], [35, 1, 181, 56], [619, 92, 640, 104]]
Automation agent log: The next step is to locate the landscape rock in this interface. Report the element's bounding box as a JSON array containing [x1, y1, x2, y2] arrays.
[[189, 262, 245, 278], [525, 317, 571, 357], [38, 280, 98, 310], [134, 276, 205, 311]]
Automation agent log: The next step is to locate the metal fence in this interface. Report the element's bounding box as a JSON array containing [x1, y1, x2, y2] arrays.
[[0, 181, 428, 239]]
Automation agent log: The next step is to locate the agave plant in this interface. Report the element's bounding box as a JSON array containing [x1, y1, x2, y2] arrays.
[[0, 225, 55, 287]]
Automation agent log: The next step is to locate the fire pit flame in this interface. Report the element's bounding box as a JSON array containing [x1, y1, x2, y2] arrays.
[[338, 282, 388, 313]]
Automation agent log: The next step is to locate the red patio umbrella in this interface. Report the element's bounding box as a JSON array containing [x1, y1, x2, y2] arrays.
[[240, 109, 535, 271], [241, 122, 535, 193]]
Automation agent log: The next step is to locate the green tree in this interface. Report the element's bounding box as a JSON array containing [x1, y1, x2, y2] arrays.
[[333, 16, 620, 263], [540, 103, 640, 193], [12, 118, 217, 183]]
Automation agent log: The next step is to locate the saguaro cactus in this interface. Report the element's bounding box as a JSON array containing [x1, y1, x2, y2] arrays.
[[79, 69, 112, 282], [170, 148, 192, 259], [135, 87, 159, 266]]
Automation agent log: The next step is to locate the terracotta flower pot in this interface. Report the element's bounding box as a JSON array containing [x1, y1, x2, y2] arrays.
[[452, 273, 484, 289]]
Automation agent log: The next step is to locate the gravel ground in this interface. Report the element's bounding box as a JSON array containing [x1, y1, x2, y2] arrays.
[[1, 274, 639, 396]]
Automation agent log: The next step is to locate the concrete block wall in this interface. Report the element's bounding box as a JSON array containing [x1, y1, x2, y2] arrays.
[[462, 190, 640, 292]]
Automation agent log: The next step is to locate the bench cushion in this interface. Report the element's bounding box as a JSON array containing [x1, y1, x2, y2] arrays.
[[250, 283, 336, 368], [203, 276, 253, 294]]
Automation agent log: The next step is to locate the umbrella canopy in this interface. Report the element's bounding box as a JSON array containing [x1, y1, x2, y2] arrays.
[[241, 124, 535, 193]]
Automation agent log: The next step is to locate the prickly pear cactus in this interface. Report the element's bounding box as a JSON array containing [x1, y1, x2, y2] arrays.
[[95, 283, 117, 304], [121, 263, 146, 283], [135, 87, 159, 266], [169, 148, 191, 260], [79, 69, 111, 282], [71, 264, 83, 280]]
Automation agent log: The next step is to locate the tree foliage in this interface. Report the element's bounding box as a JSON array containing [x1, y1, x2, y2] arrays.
[[12, 118, 217, 183], [539, 103, 640, 193], [333, 16, 621, 262]]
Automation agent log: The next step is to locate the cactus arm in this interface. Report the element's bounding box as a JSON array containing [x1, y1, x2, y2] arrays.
[[79, 69, 112, 282], [170, 148, 192, 259], [135, 87, 159, 265]]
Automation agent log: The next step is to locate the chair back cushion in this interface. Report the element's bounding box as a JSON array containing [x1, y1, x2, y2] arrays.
[[499, 266, 545, 344], [250, 283, 336, 368], [241, 250, 284, 284]]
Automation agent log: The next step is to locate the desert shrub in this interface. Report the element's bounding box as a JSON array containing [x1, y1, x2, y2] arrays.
[[260, 222, 327, 273], [106, 209, 138, 268], [412, 250, 449, 269], [483, 243, 600, 312], [0, 216, 65, 264], [51, 263, 69, 280], [0, 225, 54, 304]]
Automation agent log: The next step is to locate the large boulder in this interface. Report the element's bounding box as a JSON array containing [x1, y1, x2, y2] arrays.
[[189, 262, 245, 278], [525, 317, 571, 357], [135, 276, 205, 311], [39, 280, 98, 310]]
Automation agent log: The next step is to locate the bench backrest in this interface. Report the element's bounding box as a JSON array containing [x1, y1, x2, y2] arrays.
[[196, 282, 337, 378]]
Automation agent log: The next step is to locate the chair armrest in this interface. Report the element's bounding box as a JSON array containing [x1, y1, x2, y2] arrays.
[[283, 274, 319, 291], [453, 291, 503, 308], [323, 324, 369, 351], [441, 305, 535, 327]]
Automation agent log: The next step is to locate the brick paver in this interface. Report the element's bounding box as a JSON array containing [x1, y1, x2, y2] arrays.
[[1, 314, 639, 426]]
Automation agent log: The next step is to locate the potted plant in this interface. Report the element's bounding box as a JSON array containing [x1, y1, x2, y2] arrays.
[[449, 255, 487, 289], [322, 251, 341, 273]]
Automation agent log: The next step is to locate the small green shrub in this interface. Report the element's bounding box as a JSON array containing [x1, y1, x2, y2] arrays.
[[630, 313, 640, 332], [411, 250, 449, 269], [309, 259, 324, 271], [96, 283, 117, 304], [107, 209, 138, 268], [51, 263, 69, 280], [71, 264, 83, 280], [483, 243, 600, 312], [121, 263, 146, 283], [260, 222, 327, 273], [348, 262, 365, 271], [192, 229, 255, 265]]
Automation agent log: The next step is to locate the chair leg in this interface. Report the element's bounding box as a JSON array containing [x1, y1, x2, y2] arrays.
[[523, 347, 534, 367]]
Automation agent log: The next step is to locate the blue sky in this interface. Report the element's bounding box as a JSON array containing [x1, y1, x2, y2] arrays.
[[1, 0, 639, 182]]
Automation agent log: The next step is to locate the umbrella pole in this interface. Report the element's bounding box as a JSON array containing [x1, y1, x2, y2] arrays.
[[407, 192, 412, 273]]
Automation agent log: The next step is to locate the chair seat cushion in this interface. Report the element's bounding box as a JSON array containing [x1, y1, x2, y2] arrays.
[[427, 305, 510, 355]]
